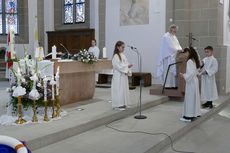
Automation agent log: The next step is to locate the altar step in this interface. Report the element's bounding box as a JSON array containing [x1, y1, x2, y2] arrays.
[[0, 87, 168, 151], [150, 88, 184, 97], [33, 96, 230, 153]]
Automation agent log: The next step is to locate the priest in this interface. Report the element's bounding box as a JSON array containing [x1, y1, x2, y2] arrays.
[[157, 24, 183, 88]]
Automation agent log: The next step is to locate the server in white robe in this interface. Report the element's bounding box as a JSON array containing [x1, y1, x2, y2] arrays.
[[180, 48, 201, 122], [111, 41, 132, 110], [88, 39, 100, 59], [157, 24, 183, 88], [88, 39, 100, 83], [200, 46, 218, 109]]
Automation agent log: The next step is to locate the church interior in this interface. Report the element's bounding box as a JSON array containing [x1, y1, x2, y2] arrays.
[[0, 0, 230, 153]]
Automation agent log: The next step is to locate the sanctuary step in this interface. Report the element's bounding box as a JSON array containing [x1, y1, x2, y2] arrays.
[[150, 87, 184, 97], [33, 96, 230, 153], [0, 87, 168, 151]]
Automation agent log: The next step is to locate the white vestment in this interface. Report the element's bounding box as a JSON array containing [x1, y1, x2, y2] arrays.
[[111, 53, 131, 108], [183, 59, 201, 117], [201, 56, 218, 101], [157, 32, 182, 87], [88, 46, 100, 82], [88, 46, 100, 59]]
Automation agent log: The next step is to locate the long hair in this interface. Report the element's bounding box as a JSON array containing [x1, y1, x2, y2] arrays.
[[113, 41, 124, 62], [184, 47, 201, 69]]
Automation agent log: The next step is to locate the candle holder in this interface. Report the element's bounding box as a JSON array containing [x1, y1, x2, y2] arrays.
[[56, 94, 61, 117], [51, 99, 56, 118], [32, 100, 38, 122], [43, 100, 49, 121], [15, 96, 27, 124]]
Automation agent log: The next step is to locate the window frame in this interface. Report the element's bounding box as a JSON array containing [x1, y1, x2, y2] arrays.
[[63, 0, 86, 25], [0, 0, 19, 35]]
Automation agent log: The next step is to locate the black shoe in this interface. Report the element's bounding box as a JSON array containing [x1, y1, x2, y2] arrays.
[[209, 103, 213, 109], [202, 102, 209, 108]]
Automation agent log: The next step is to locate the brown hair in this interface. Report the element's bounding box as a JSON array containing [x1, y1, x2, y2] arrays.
[[184, 47, 201, 69], [113, 41, 124, 62]]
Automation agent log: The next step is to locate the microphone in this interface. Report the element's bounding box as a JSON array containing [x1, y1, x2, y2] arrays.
[[127, 45, 137, 50], [59, 43, 70, 58], [59, 43, 69, 53]]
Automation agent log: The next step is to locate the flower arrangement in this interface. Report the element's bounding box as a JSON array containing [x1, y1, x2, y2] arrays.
[[73, 49, 97, 64], [7, 49, 52, 115]]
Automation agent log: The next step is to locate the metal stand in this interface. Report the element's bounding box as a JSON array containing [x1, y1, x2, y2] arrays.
[[131, 48, 147, 120], [162, 61, 182, 94]]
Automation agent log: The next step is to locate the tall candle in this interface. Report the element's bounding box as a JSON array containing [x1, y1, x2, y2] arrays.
[[51, 76, 55, 100], [10, 27, 15, 59], [55, 66, 60, 95], [52, 45, 57, 59], [17, 68, 21, 86], [43, 76, 48, 101], [103, 47, 107, 58]]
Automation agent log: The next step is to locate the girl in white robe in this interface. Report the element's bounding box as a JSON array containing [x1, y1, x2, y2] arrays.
[[88, 39, 100, 59], [180, 47, 201, 122], [200, 46, 218, 109], [111, 41, 132, 110]]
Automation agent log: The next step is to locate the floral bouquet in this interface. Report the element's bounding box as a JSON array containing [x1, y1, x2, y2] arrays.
[[73, 49, 97, 64], [6, 47, 52, 114]]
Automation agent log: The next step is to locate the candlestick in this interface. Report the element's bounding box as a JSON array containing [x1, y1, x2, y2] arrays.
[[32, 100, 38, 122], [51, 99, 56, 118], [43, 100, 49, 121], [56, 94, 61, 117], [15, 96, 27, 124]]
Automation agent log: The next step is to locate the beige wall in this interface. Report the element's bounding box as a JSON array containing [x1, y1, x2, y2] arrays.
[[166, 0, 228, 94]]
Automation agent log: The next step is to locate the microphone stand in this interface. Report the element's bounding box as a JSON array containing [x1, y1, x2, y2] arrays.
[[130, 47, 147, 120], [60, 43, 70, 59]]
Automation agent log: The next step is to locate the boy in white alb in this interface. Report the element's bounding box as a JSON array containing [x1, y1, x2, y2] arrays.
[[201, 46, 218, 109]]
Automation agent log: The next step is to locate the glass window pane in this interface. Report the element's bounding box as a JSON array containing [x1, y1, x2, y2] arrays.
[[5, 0, 17, 13], [76, 0, 85, 3], [76, 3, 85, 23], [6, 14, 18, 34], [64, 5, 73, 23], [0, 0, 2, 13], [65, 0, 73, 5], [0, 14, 2, 34]]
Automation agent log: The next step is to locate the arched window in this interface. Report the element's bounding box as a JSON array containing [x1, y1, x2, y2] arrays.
[[64, 0, 85, 24], [0, 0, 19, 34]]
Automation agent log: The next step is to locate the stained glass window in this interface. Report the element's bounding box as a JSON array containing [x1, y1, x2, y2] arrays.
[[0, 0, 18, 35], [5, 0, 18, 34], [63, 0, 85, 24], [0, 0, 2, 34], [76, 0, 85, 23], [64, 0, 73, 23]]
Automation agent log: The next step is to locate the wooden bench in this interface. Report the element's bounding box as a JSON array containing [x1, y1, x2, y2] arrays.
[[132, 72, 152, 87]]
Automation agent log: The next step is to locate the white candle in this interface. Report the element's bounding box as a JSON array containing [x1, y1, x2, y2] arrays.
[[32, 74, 37, 89], [17, 68, 21, 86], [52, 45, 57, 59], [51, 76, 55, 100], [43, 76, 48, 101], [10, 27, 15, 59], [55, 66, 60, 95], [103, 47, 107, 58]]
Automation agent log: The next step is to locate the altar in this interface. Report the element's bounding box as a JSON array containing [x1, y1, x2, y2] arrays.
[[54, 60, 112, 105]]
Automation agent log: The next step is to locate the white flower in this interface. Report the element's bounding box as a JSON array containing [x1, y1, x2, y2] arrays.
[[12, 86, 16, 91], [21, 78, 26, 83], [37, 83, 42, 87], [6, 88, 10, 92]]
